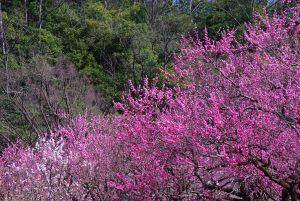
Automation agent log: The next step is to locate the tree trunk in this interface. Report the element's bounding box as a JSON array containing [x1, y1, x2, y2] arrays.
[[290, 184, 298, 201], [24, 0, 28, 24], [189, 0, 193, 13], [0, 2, 6, 55], [39, 0, 43, 29], [0, 1, 9, 93], [282, 189, 289, 201]]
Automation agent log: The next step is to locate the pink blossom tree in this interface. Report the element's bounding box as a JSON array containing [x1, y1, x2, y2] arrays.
[[113, 4, 300, 200], [0, 115, 127, 200], [0, 2, 299, 201]]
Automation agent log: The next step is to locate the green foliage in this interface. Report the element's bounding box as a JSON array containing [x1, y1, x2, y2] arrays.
[[0, 0, 269, 102], [1, 0, 193, 102], [0, 98, 37, 144], [0, 0, 274, 147], [194, 0, 266, 38]]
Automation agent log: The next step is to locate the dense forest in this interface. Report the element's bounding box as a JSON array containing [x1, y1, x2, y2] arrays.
[[0, 0, 275, 147], [0, 0, 299, 200]]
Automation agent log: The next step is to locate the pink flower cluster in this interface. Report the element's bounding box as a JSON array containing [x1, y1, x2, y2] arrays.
[[0, 116, 127, 200], [0, 3, 299, 200]]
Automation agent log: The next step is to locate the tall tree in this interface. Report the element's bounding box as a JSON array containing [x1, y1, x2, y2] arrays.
[[0, 1, 8, 93], [38, 0, 43, 29]]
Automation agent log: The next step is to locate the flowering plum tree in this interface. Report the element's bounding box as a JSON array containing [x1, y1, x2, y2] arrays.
[[0, 115, 127, 200], [0, 1, 299, 200], [114, 4, 300, 200]]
